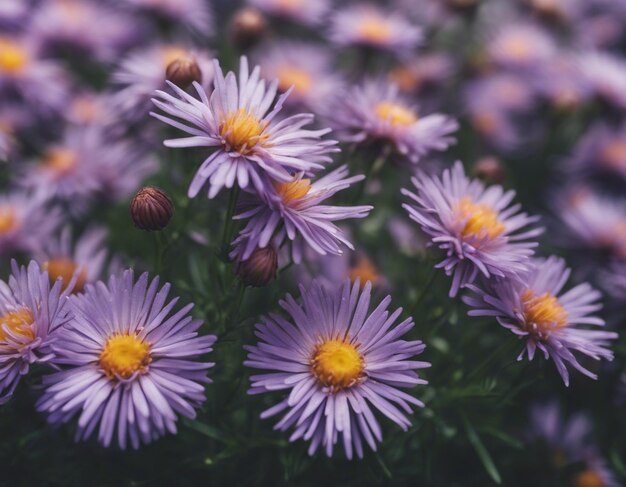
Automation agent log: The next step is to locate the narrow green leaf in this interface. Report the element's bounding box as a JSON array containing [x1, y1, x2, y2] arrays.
[[463, 416, 502, 484]]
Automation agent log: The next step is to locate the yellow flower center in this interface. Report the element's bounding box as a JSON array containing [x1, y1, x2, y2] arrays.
[[500, 35, 532, 62], [357, 16, 392, 44], [573, 469, 605, 487], [99, 334, 151, 380], [42, 148, 78, 176], [0, 308, 35, 342], [161, 46, 190, 68], [521, 289, 568, 335], [276, 66, 313, 96], [0, 38, 28, 74], [219, 109, 269, 155], [273, 178, 311, 203], [348, 257, 379, 288], [311, 339, 364, 390], [0, 206, 17, 235], [44, 258, 88, 293], [601, 139, 626, 170], [374, 102, 418, 126], [456, 196, 506, 239]]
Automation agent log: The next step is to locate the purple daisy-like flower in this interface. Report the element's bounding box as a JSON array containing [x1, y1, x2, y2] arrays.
[[245, 279, 430, 459], [0, 191, 61, 257], [36, 270, 217, 449], [230, 165, 372, 263], [463, 256, 617, 386], [35, 226, 109, 294], [21, 127, 157, 209], [248, 0, 330, 27], [579, 51, 626, 110], [151, 56, 337, 199], [328, 4, 423, 57], [112, 43, 215, 124], [402, 161, 542, 296], [122, 0, 213, 35], [0, 260, 73, 404], [255, 42, 343, 113], [329, 80, 458, 164], [486, 22, 556, 71]]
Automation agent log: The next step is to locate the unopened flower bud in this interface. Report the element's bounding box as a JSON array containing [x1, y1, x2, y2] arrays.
[[473, 156, 506, 184], [235, 246, 278, 287], [130, 187, 173, 231], [230, 7, 267, 51], [165, 56, 202, 90]]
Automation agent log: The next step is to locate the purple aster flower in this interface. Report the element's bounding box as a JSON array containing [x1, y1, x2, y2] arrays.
[[0, 0, 32, 30], [35, 226, 109, 294], [402, 161, 542, 296], [254, 42, 343, 113], [329, 80, 458, 164], [21, 127, 157, 209], [579, 51, 626, 110], [0, 35, 70, 116], [556, 187, 626, 259], [534, 55, 592, 110], [112, 43, 215, 124], [600, 261, 626, 301], [388, 53, 456, 95], [0, 260, 73, 404], [463, 256, 617, 386], [230, 165, 372, 263], [486, 22, 556, 71], [245, 279, 430, 459], [248, 0, 330, 27], [328, 4, 423, 57], [563, 122, 626, 182], [122, 0, 213, 35], [30, 0, 141, 62], [151, 56, 337, 199], [572, 455, 622, 487], [0, 191, 61, 257], [36, 270, 217, 449]]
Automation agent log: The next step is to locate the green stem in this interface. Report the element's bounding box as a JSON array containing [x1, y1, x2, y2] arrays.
[[220, 186, 240, 259]]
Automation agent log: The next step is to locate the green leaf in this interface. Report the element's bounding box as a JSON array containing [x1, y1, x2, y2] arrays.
[[463, 416, 502, 484]]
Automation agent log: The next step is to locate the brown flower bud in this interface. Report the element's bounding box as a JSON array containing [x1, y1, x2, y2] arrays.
[[130, 187, 173, 231], [165, 56, 202, 90], [473, 156, 506, 185], [230, 7, 267, 51], [235, 246, 278, 287]]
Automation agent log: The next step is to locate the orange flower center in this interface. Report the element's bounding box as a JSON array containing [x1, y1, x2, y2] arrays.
[[276, 66, 313, 96], [357, 16, 392, 44], [456, 196, 505, 239], [499, 35, 532, 62], [99, 334, 151, 380], [521, 289, 568, 335], [374, 102, 418, 126], [473, 112, 498, 135], [311, 339, 364, 390], [219, 109, 269, 154], [0, 38, 28, 74], [0, 206, 17, 235], [43, 258, 88, 293], [348, 257, 379, 288], [573, 469, 605, 487], [0, 308, 35, 342], [277, 0, 304, 12], [600, 139, 626, 170], [42, 148, 78, 176], [273, 178, 311, 203]]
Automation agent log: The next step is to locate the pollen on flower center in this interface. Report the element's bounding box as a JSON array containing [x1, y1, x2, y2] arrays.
[[375, 102, 418, 126], [276, 66, 313, 96], [0, 206, 17, 235], [0, 38, 28, 74], [44, 258, 88, 293], [42, 148, 78, 176], [219, 108, 269, 154], [311, 339, 364, 390], [573, 469, 604, 487], [357, 16, 392, 43], [99, 334, 151, 380], [521, 289, 568, 335], [0, 308, 35, 342], [348, 256, 379, 288], [456, 196, 506, 239], [273, 178, 311, 203]]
